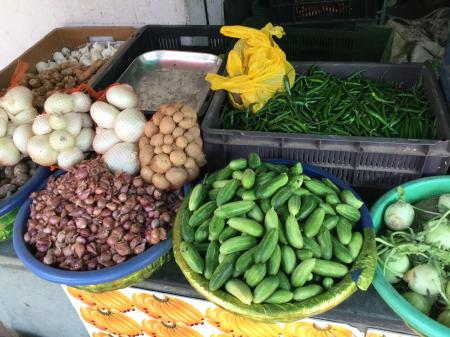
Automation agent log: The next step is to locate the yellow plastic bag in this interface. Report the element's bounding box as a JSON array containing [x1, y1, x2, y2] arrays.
[[205, 23, 295, 113]]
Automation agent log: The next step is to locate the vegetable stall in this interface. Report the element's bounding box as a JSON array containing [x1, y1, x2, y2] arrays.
[[0, 16, 449, 337]]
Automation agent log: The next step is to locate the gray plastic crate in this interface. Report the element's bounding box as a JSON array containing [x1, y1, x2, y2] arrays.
[[201, 62, 450, 188]]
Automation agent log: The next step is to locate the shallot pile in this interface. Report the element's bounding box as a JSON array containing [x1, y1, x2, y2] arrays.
[[24, 159, 182, 271]]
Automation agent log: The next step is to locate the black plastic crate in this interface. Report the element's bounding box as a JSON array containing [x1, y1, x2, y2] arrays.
[[201, 63, 450, 188]]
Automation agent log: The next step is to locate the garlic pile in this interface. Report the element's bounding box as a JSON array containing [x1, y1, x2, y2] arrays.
[[90, 84, 145, 175], [29, 91, 94, 169], [36, 41, 123, 73], [0, 86, 37, 166]]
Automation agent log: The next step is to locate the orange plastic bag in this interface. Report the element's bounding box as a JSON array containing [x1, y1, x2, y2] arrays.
[[205, 23, 295, 112]]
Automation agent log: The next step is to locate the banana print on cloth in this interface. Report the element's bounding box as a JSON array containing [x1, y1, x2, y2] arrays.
[[142, 319, 202, 337], [284, 321, 353, 337]]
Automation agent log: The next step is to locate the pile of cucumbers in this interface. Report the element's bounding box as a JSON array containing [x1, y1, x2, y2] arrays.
[[178, 153, 364, 305]]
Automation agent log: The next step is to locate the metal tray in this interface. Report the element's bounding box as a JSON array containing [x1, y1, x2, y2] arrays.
[[117, 50, 222, 114]]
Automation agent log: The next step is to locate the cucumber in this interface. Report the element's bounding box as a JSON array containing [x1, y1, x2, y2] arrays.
[[291, 187, 311, 197], [313, 259, 348, 277], [281, 245, 297, 275], [285, 214, 303, 249], [304, 179, 336, 197], [323, 215, 339, 230], [319, 203, 336, 215], [209, 215, 225, 241], [218, 252, 225, 264], [336, 217, 353, 245], [288, 175, 304, 190], [256, 171, 276, 188], [245, 263, 267, 287], [254, 228, 279, 263], [242, 190, 257, 201], [256, 173, 289, 199], [205, 171, 219, 185], [215, 166, 233, 181], [264, 163, 288, 174], [348, 232, 363, 259], [267, 245, 281, 275], [340, 190, 364, 209], [188, 184, 207, 211], [232, 170, 244, 180], [293, 285, 323, 301], [317, 229, 332, 260], [213, 180, 230, 189], [193, 242, 209, 254], [225, 279, 253, 305], [214, 201, 256, 218], [220, 236, 258, 255], [271, 186, 293, 209], [180, 208, 195, 243], [242, 169, 256, 189], [260, 198, 271, 213], [326, 194, 340, 205], [331, 237, 353, 264], [253, 275, 280, 304], [277, 270, 291, 291], [227, 218, 264, 237], [278, 221, 288, 245], [291, 258, 316, 287], [209, 253, 238, 291], [303, 237, 322, 258], [296, 249, 314, 260], [248, 153, 262, 169], [297, 195, 318, 220], [304, 208, 325, 238], [290, 162, 303, 176], [236, 187, 245, 198], [229, 158, 248, 171], [204, 241, 220, 280], [288, 195, 301, 216], [219, 227, 239, 243], [264, 207, 279, 230], [278, 204, 290, 223], [235, 246, 258, 275], [216, 179, 240, 206], [247, 204, 264, 222], [189, 201, 216, 227], [180, 241, 204, 274], [208, 189, 220, 201], [194, 220, 210, 242], [322, 277, 334, 289], [336, 204, 361, 223], [321, 178, 341, 194], [265, 289, 293, 304]]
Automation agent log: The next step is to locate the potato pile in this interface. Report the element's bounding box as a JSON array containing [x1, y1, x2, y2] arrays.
[[139, 103, 205, 190]]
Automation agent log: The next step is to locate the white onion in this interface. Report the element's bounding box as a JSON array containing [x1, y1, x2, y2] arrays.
[[64, 113, 82, 136], [404, 264, 442, 296], [27, 135, 58, 166], [48, 113, 67, 130], [0, 107, 8, 121], [80, 113, 93, 128], [6, 123, 16, 136], [32, 114, 52, 135], [0, 86, 33, 115], [92, 129, 120, 154], [384, 200, 415, 230], [71, 92, 92, 113], [90, 101, 120, 129], [106, 84, 138, 110], [76, 128, 94, 152], [49, 130, 75, 152], [13, 124, 33, 154], [438, 194, 450, 213], [103, 142, 140, 174], [57, 147, 84, 169], [0, 136, 21, 166], [44, 92, 74, 114], [114, 108, 146, 143], [0, 119, 7, 138], [9, 107, 38, 125]]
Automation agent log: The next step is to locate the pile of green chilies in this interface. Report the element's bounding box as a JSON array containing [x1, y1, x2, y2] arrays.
[[221, 67, 437, 139]]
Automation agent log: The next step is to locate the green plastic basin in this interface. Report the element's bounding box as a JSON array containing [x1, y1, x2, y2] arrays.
[[371, 175, 450, 337]]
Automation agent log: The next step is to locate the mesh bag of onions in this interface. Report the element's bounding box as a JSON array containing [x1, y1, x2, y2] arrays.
[[24, 159, 183, 271]]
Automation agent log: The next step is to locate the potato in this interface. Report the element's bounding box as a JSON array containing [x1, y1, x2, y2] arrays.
[[194, 153, 206, 167], [139, 136, 150, 149], [170, 150, 187, 167], [173, 111, 184, 123], [186, 142, 202, 158], [186, 165, 200, 182], [188, 126, 201, 138], [172, 127, 184, 138], [175, 136, 188, 149], [152, 111, 164, 126], [165, 105, 178, 116], [154, 146, 163, 154], [162, 144, 173, 154], [193, 137, 203, 147], [163, 134, 174, 145], [181, 105, 196, 119], [150, 133, 164, 147], [165, 167, 188, 188], [158, 104, 168, 115], [139, 145, 154, 165], [160, 116, 176, 134], [141, 166, 154, 183], [179, 118, 196, 129], [184, 157, 197, 169], [152, 173, 171, 190], [184, 132, 194, 143], [150, 153, 172, 174], [144, 121, 158, 138]]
